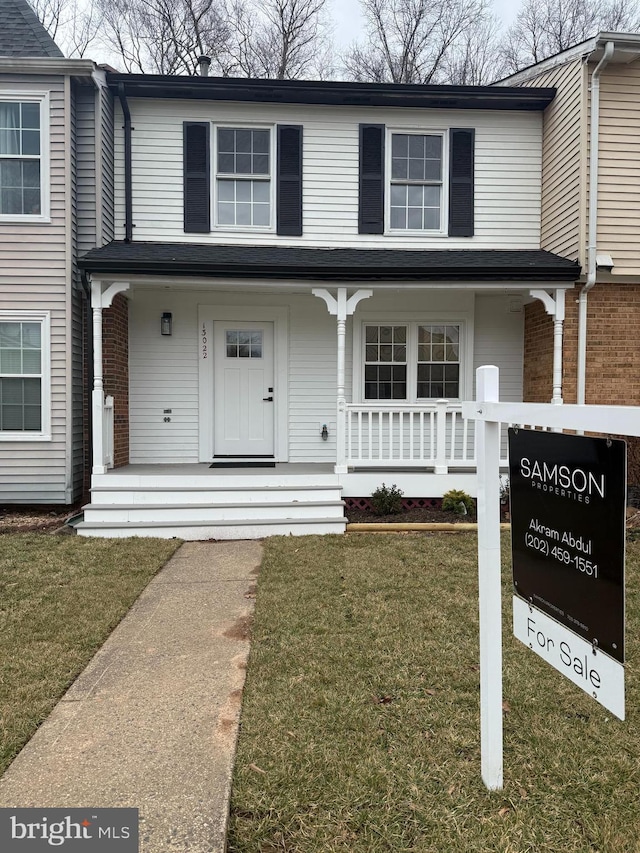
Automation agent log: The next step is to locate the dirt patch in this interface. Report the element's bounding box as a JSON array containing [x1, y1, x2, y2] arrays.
[[0, 506, 81, 534], [223, 615, 253, 641]]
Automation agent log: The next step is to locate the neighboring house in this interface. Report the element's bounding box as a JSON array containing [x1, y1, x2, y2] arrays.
[[0, 0, 113, 504], [74, 70, 579, 538], [499, 34, 640, 412]]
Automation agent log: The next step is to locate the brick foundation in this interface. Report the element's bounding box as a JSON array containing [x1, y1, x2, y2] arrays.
[[102, 294, 129, 468]]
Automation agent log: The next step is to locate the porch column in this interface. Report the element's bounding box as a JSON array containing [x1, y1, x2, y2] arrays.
[[90, 279, 130, 475], [312, 287, 373, 473], [530, 288, 566, 405]]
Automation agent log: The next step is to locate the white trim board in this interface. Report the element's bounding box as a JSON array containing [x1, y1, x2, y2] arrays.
[[198, 305, 289, 462]]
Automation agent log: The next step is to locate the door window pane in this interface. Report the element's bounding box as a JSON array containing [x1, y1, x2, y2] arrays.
[[225, 330, 263, 359]]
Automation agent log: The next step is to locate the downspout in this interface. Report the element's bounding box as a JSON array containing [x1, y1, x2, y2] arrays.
[[117, 83, 133, 243], [577, 40, 614, 404], [81, 270, 93, 495]]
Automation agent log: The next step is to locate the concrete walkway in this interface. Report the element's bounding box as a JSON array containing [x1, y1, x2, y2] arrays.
[[0, 540, 262, 852]]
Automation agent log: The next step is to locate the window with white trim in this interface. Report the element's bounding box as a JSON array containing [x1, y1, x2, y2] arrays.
[[0, 98, 45, 219], [215, 127, 272, 228], [0, 315, 49, 437], [389, 132, 444, 232], [363, 322, 461, 401]]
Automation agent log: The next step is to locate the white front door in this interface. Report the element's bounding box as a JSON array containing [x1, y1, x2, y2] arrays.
[[213, 321, 275, 456]]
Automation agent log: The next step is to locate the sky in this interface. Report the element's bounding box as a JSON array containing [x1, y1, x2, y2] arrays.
[[329, 0, 522, 49]]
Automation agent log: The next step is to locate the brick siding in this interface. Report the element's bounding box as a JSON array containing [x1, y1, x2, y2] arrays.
[[525, 283, 640, 484], [524, 284, 640, 406], [102, 293, 129, 468]]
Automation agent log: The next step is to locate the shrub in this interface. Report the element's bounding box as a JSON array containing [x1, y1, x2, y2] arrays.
[[442, 489, 475, 516], [499, 475, 510, 505], [370, 483, 404, 516]]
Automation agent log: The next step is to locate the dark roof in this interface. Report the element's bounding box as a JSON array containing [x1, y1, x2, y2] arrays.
[[108, 73, 556, 111], [80, 242, 580, 282], [0, 0, 63, 58]]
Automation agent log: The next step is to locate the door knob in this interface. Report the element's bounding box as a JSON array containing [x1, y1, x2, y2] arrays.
[[263, 396, 273, 402]]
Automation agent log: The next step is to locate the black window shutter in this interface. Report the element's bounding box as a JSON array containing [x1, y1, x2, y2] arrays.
[[448, 128, 475, 237], [277, 124, 303, 236], [359, 124, 385, 234], [183, 122, 210, 233]]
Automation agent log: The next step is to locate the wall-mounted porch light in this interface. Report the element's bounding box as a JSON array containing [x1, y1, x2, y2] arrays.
[[161, 312, 173, 335]]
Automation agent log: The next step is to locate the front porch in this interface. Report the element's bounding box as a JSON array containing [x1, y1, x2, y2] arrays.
[[79, 253, 577, 539], [77, 423, 505, 538]]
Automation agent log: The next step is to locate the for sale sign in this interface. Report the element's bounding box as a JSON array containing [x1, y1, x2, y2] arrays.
[[508, 429, 626, 718]]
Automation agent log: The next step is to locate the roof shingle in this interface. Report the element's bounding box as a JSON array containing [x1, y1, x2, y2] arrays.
[[0, 0, 63, 58], [80, 242, 580, 282]]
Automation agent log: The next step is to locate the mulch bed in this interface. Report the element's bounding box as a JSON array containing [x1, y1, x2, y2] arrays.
[[0, 506, 82, 534], [346, 505, 475, 524]]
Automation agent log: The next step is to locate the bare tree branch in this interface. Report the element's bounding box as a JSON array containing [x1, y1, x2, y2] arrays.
[[342, 0, 493, 84], [28, 0, 102, 56], [501, 0, 640, 74]]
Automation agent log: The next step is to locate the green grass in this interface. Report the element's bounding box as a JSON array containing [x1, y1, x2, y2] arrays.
[[228, 533, 640, 853], [0, 534, 181, 775]]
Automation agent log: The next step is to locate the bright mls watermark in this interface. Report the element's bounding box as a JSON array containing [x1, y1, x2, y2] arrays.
[[0, 809, 138, 851]]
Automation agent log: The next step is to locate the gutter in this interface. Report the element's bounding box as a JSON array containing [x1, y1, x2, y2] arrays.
[[117, 83, 133, 243], [577, 40, 614, 405]]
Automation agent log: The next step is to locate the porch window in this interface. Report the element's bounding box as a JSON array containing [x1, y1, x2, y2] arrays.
[[417, 324, 460, 398], [363, 322, 461, 401], [389, 132, 443, 231], [0, 99, 46, 219], [364, 325, 407, 399], [0, 315, 49, 437], [216, 127, 271, 228]]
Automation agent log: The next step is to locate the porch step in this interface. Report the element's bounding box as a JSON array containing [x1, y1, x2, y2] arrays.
[[89, 484, 342, 506], [76, 516, 348, 540], [82, 500, 346, 523], [80, 477, 347, 539]]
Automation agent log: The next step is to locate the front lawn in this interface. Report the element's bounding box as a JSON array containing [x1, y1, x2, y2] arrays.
[[0, 534, 181, 775], [229, 532, 640, 852]]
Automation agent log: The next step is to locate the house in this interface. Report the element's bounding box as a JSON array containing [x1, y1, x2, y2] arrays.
[[499, 34, 640, 414], [0, 0, 112, 505], [73, 69, 579, 538]]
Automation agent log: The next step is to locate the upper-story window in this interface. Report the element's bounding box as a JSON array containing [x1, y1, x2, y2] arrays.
[[184, 122, 302, 236], [389, 133, 444, 232], [358, 124, 473, 238], [0, 97, 48, 221], [215, 127, 272, 228]]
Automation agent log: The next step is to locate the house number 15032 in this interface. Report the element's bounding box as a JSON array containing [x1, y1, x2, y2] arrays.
[[201, 323, 208, 359]]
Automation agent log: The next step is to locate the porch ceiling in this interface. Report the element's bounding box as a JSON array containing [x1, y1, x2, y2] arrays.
[[80, 242, 580, 283]]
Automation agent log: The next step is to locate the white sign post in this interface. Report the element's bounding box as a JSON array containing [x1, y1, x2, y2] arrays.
[[463, 365, 640, 791], [475, 366, 503, 791]]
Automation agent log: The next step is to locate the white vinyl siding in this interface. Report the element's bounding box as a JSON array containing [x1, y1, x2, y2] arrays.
[[128, 288, 339, 464], [115, 99, 542, 249], [0, 76, 69, 502], [473, 294, 523, 402], [128, 286, 524, 466]]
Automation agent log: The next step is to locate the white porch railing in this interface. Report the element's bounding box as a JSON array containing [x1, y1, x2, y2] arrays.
[[103, 395, 114, 470], [345, 400, 511, 472], [346, 400, 473, 472]]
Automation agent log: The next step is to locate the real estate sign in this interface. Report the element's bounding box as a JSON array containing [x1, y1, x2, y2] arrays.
[[508, 428, 626, 718]]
